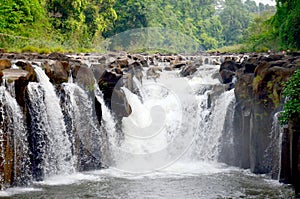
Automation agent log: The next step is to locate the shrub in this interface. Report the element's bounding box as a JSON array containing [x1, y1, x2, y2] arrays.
[[280, 69, 300, 125]]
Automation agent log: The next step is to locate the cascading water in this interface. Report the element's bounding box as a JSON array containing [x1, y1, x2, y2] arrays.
[[60, 82, 103, 170], [111, 63, 235, 172], [26, 67, 75, 178], [0, 85, 30, 187], [265, 112, 284, 179]]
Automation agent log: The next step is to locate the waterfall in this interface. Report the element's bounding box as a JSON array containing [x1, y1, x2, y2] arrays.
[[110, 63, 235, 172], [26, 67, 75, 178], [265, 112, 283, 179], [192, 89, 235, 161], [60, 83, 103, 170], [0, 86, 30, 187], [94, 83, 118, 144]]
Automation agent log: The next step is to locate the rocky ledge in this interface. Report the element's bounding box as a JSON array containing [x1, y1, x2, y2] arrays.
[[219, 52, 300, 196]]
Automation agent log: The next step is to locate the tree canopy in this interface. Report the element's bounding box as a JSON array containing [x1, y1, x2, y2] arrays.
[[1, 0, 299, 52]]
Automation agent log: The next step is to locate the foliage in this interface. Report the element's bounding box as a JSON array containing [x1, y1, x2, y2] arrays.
[[0, 0, 279, 52], [245, 9, 278, 52], [280, 69, 300, 125], [271, 0, 300, 49]]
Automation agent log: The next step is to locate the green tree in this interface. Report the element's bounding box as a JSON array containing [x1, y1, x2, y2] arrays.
[[219, 0, 252, 46], [272, 0, 300, 49]]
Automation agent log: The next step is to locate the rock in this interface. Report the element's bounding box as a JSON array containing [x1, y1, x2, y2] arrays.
[[242, 57, 260, 73], [99, 69, 123, 108], [219, 69, 235, 84], [0, 59, 11, 70], [180, 64, 198, 77], [112, 58, 129, 69], [91, 63, 106, 81], [73, 64, 95, 91], [269, 60, 288, 67], [164, 66, 173, 71], [254, 61, 271, 77], [15, 61, 36, 82], [172, 62, 186, 69], [48, 52, 69, 61], [146, 67, 161, 80], [267, 54, 285, 61], [220, 60, 240, 72], [43, 61, 69, 84], [2, 69, 29, 81], [289, 51, 300, 56]]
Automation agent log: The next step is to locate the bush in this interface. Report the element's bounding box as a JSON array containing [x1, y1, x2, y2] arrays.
[[280, 69, 300, 125]]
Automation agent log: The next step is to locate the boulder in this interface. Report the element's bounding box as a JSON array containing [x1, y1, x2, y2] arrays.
[[180, 64, 198, 77], [91, 63, 106, 81], [99, 69, 123, 108], [172, 62, 186, 69], [48, 52, 69, 61], [146, 67, 161, 80], [219, 69, 235, 84], [73, 64, 95, 91], [242, 57, 260, 73], [2, 69, 28, 81], [15, 61, 36, 82], [0, 59, 11, 70], [220, 60, 240, 72], [254, 61, 271, 77], [43, 61, 69, 84]]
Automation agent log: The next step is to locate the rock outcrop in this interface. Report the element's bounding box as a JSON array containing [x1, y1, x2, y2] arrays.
[[219, 52, 300, 195]]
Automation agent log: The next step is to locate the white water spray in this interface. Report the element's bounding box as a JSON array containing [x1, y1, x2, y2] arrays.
[[27, 67, 75, 177]]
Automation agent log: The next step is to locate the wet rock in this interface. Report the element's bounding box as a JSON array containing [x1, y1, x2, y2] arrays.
[[73, 64, 95, 91], [220, 60, 240, 72], [2, 69, 28, 81], [110, 58, 129, 69], [48, 52, 69, 61], [180, 64, 198, 77], [15, 61, 36, 82], [172, 62, 186, 69], [146, 67, 161, 80], [121, 61, 144, 84], [91, 64, 106, 81], [0, 59, 11, 70], [43, 61, 69, 84], [219, 69, 235, 84], [164, 66, 173, 71], [242, 57, 260, 73], [254, 61, 271, 77], [99, 69, 123, 108]]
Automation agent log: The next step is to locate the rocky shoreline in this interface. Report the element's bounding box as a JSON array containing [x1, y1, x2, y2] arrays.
[[0, 51, 299, 195]]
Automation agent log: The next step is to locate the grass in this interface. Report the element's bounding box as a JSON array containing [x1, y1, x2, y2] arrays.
[[208, 44, 249, 53]]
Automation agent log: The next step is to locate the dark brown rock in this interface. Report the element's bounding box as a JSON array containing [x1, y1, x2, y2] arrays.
[[43, 61, 69, 84], [219, 69, 235, 84], [254, 61, 271, 77], [220, 60, 240, 72], [15, 61, 36, 82], [242, 57, 260, 73], [180, 65, 198, 77], [48, 52, 69, 61], [172, 62, 186, 69]]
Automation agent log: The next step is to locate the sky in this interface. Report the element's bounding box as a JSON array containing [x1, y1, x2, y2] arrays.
[[253, 0, 276, 6]]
